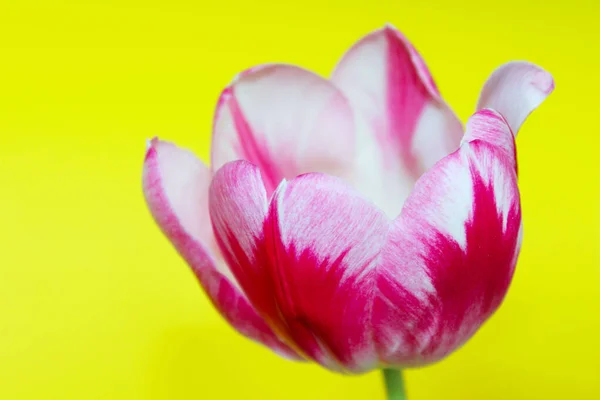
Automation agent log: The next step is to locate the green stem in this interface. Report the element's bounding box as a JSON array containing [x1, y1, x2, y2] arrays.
[[382, 368, 407, 400]]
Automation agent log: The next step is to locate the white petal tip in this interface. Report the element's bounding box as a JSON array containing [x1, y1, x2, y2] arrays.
[[477, 61, 554, 136], [146, 137, 156, 149], [230, 72, 243, 85]]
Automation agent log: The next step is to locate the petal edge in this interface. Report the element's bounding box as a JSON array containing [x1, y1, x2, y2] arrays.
[[143, 140, 300, 359]]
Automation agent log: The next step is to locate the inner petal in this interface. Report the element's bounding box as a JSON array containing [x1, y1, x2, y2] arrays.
[[331, 26, 463, 218], [211, 65, 357, 196]]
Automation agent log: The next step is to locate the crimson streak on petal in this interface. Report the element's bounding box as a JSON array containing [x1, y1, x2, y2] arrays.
[[374, 138, 521, 366]]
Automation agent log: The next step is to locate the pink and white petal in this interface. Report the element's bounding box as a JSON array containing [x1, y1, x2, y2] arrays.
[[373, 110, 521, 367], [208, 160, 271, 309], [208, 159, 309, 362], [211, 64, 356, 195], [208, 161, 337, 368], [477, 61, 554, 135], [263, 174, 390, 372], [331, 24, 463, 217], [143, 140, 299, 359], [461, 108, 517, 171]]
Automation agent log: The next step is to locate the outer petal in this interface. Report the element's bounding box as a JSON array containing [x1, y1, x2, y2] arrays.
[[208, 160, 271, 316], [209, 161, 390, 372], [373, 110, 521, 367], [211, 64, 356, 195], [477, 61, 554, 135], [142, 139, 299, 359], [331, 24, 463, 216], [462, 108, 516, 171], [265, 174, 390, 372]]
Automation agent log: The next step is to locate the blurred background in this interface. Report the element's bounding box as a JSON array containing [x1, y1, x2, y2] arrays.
[[1, 0, 599, 399]]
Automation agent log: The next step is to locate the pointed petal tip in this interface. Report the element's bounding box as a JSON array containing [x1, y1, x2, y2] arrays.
[[383, 22, 397, 32], [144, 137, 159, 160], [378, 23, 403, 43], [147, 136, 159, 147], [144, 137, 174, 161], [355, 23, 402, 42]]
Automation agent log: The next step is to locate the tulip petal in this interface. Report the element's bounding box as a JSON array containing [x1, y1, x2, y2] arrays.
[[331, 24, 463, 216], [477, 61, 554, 135], [209, 161, 390, 372], [143, 139, 299, 359], [211, 64, 356, 195], [265, 173, 390, 372], [461, 108, 517, 171], [374, 110, 521, 366], [208, 160, 270, 308]]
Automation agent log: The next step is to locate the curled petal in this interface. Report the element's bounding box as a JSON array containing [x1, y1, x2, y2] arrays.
[[331, 24, 463, 216], [143, 140, 299, 359], [374, 110, 521, 366], [211, 64, 356, 195], [477, 61, 554, 135]]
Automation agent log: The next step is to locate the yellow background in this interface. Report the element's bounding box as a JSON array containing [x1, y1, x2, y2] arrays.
[[1, 0, 599, 399]]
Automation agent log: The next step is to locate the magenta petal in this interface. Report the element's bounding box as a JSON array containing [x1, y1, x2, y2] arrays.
[[374, 110, 522, 366], [208, 161, 298, 355], [143, 140, 299, 359], [264, 173, 390, 372], [209, 161, 390, 372]]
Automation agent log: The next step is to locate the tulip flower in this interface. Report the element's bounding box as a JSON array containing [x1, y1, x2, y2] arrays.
[[142, 25, 553, 398]]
